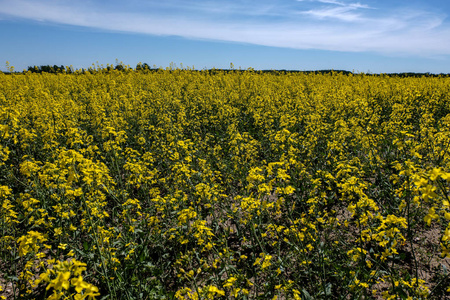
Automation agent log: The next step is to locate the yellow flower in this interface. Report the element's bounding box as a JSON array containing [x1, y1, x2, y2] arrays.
[[205, 285, 225, 299], [424, 207, 439, 226], [261, 255, 273, 269], [223, 276, 237, 288], [47, 271, 71, 291]]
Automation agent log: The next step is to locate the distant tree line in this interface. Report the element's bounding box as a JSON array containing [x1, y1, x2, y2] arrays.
[[1, 64, 447, 77], [135, 63, 152, 71], [23, 62, 154, 74], [27, 65, 69, 74]]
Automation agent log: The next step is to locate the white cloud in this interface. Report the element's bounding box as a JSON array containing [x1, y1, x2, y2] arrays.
[[299, 0, 371, 9], [0, 0, 449, 56], [297, 0, 372, 21], [300, 6, 363, 22]]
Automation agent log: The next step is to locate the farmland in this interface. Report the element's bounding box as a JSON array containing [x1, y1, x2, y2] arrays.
[[1, 68, 450, 299]]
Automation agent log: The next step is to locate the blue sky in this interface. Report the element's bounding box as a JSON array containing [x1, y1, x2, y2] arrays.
[[1, 0, 450, 73]]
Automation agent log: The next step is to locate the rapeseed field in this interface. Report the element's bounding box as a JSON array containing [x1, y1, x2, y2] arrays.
[[1, 67, 450, 299]]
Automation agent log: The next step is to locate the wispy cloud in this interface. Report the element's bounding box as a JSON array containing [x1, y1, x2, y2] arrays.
[[298, 0, 371, 9], [300, 7, 363, 22], [0, 0, 448, 56], [296, 0, 372, 22]]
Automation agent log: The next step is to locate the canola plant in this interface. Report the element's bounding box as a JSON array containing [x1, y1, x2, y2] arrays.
[[1, 67, 450, 299]]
